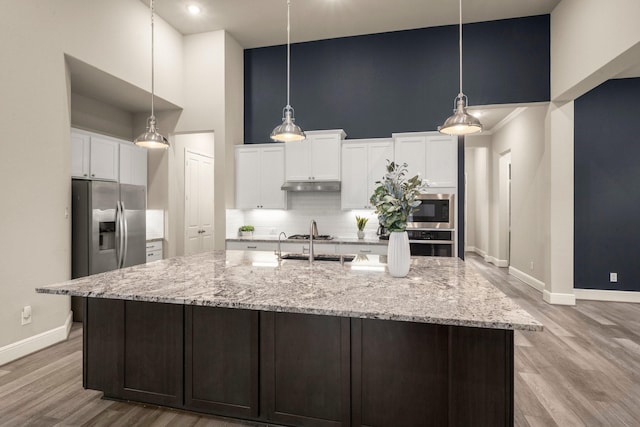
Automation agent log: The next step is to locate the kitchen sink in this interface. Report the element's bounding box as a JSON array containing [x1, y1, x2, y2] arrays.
[[281, 254, 355, 262]]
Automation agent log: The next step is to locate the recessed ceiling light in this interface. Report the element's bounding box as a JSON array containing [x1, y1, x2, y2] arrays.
[[187, 4, 201, 15]]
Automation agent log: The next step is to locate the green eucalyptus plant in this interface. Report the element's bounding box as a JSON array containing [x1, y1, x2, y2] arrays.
[[369, 161, 429, 232]]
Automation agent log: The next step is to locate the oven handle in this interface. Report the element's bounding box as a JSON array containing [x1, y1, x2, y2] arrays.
[[408, 240, 454, 244]]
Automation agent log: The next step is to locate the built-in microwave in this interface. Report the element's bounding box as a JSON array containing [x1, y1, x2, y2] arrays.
[[407, 193, 455, 229]]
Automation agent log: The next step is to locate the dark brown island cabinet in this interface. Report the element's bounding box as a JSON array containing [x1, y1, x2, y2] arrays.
[[84, 298, 514, 427]]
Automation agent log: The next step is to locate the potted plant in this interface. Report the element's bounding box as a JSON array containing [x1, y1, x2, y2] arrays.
[[239, 225, 255, 238], [370, 161, 429, 277], [355, 216, 368, 239]]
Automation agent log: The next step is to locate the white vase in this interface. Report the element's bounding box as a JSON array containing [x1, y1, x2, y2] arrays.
[[387, 231, 410, 277], [357, 230, 365, 239]]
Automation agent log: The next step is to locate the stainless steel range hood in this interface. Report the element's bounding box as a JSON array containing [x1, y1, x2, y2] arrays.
[[281, 181, 341, 192]]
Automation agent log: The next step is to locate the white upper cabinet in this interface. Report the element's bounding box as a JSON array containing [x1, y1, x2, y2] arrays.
[[260, 145, 287, 208], [236, 144, 286, 209], [425, 135, 457, 187], [393, 132, 457, 188], [285, 130, 345, 181], [341, 144, 368, 209], [89, 136, 119, 181], [71, 129, 119, 181], [119, 143, 148, 186], [341, 139, 393, 209], [71, 132, 91, 178]]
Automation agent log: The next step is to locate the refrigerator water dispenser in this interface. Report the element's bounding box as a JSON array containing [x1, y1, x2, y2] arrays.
[[99, 221, 116, 250]]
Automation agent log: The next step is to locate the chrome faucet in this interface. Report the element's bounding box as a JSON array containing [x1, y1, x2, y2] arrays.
[[309, 220, 318, 263], [276, 232, 287, 260]]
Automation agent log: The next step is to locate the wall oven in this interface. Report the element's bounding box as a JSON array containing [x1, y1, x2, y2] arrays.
[[408, 230, 454, 257], [407, 193, 455, 229]]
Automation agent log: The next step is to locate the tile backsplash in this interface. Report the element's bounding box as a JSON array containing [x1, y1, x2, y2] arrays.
[[226, 192, 380, 239]]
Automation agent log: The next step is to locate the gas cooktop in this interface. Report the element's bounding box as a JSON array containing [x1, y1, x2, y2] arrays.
[[287, 234, 334, 240]]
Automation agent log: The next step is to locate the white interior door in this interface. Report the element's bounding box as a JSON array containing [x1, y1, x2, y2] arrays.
[[185, 150, 214, 255]]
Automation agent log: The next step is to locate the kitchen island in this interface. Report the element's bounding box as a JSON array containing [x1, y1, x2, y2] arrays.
[[37, 250, 541, 427]]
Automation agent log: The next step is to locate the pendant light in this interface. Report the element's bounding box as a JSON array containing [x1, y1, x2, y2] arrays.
[[438, 0, 483, 136], [135, 0, 169, 149], [270, 0, 306, 142]]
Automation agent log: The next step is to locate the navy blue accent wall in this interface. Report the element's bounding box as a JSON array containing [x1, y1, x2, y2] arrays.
[[244, 15, 550, 143], [574, 78, 640, 292]]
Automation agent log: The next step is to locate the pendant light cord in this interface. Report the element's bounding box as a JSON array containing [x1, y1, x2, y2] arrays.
[[458, 0, 463, 97], [150, 0, 156, 118], [286, 0, 291, 108]]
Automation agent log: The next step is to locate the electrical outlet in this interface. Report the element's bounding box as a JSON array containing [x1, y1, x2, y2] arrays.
[[530, 261, 534, 271], [21, 305, 32, 325], [610, 272, 618, 283]]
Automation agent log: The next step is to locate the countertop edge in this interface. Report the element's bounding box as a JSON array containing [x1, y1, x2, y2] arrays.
[[36, 287, 543, 332]]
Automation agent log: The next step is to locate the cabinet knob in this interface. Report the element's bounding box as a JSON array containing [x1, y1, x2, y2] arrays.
[[91, 174, 95, 177], [247, 245, 257, 249], [83, 173, 88, 177]]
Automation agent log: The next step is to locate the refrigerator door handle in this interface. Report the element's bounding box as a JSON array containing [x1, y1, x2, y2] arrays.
[[122, 201, 129, 268], [115, 201, 122, 268]]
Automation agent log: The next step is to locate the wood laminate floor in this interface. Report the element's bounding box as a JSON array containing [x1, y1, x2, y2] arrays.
[[1, 254, 638, 426]]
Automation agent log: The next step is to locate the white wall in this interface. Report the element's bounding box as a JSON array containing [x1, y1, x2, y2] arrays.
[[545, 101, 575, 305], [70, 93, 134, 141], [464, 136, 491, 256], [0, 0, 183, 355], [167, 30, 244, 252], [466, 106, 548, 282], [225, 33, 245, 210], [551, 0, 640, 101], [167, 132, 216, 258]]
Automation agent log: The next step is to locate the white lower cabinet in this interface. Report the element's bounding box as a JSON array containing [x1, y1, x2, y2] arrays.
[[226, 241, 278, 251], [236, 144, 286, 209], [226, 241, 337, 254], [336, 244, 387, 256], [146, 241, 163, 262], [341, 139, 393, 209]]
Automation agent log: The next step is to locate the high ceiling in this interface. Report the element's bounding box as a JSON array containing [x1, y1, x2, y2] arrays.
[[144, 0, 562, 49]]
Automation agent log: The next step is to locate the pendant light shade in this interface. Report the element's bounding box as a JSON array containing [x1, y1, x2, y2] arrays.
[[438, 0, 483, 136], [438, 95, 483, 135], [271, 106, 305, 142], [271, 0, 305, 142], [135, 0, 169, 149]]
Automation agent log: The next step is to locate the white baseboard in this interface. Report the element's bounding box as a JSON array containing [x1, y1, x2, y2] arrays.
[[0, 311, 73, 367], [466, 246, 488, 258], [574, 289, 640, 303], [543, 290, 576, 306], [484, 255, 509, 268], [509, 266, 545, 292]]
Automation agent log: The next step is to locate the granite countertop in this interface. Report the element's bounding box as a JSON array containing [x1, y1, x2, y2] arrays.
[[227, 236, 387, 245], [37, 250, 541, 331]]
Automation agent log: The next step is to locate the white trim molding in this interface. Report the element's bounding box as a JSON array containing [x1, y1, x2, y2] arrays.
[[465, 246, 488, 258], [0, 311, 73, 367], [485, 255, 509, 268], [509, 266, 545, 292], [543, 290, 576, 306], [574, 289, 640, 303]]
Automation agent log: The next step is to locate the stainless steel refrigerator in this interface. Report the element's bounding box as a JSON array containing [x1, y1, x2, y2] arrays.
[[71, 180, 146, 320]]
